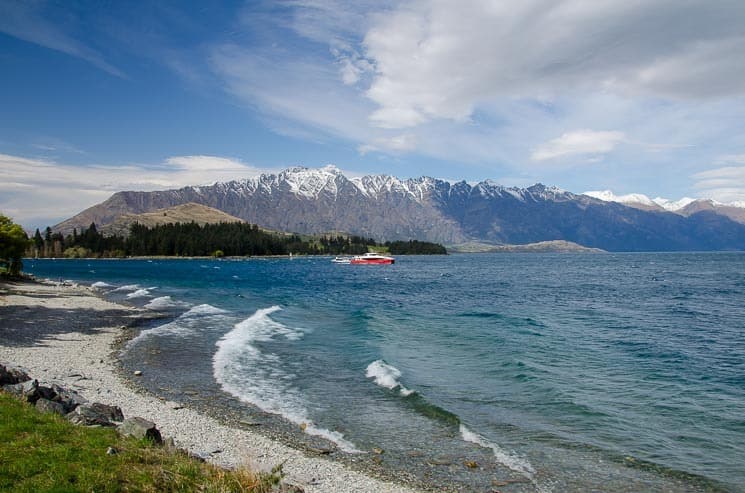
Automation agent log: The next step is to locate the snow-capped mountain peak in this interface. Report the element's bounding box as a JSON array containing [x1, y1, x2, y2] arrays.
[[275, 165, 345, 199], [584, 189, 745, 213], [651, 196, 697, 212], [584, 190, 657, 207]]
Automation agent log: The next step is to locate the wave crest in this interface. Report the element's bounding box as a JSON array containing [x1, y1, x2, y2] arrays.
[[144, 296, 189, 310], [366, 360, 415, 396], [127, 303, 229, 347], [460, 424, 536, 478], [213, 306, 360, 453]]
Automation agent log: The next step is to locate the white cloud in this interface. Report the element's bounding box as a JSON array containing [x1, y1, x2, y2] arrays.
[[358, 133, 418, 154], [202, 0, 745, 189], [210, 43, 375, 144], [361, 1, 745, 129], [531, 130, 626, 161], [692, 162, 745, 203], [0, 154, 264, 229]]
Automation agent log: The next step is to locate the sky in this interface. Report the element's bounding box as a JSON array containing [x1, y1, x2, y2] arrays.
[[2, 0, 745, 230]]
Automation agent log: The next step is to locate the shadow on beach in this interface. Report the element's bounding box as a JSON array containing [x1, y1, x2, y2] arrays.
[[0, 280, 138, 348]]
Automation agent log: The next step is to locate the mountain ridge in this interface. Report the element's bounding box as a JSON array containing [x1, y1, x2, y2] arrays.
[[584, 189, 745, 223], [98, 203, 244, 237], [53, 166, 745, 252]]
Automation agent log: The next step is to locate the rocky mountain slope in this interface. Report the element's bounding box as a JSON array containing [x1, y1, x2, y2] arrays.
[[54, 166, 745, 251]]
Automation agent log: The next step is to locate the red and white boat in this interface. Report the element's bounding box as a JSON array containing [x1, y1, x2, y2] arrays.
[[349, 252, 395, 265]]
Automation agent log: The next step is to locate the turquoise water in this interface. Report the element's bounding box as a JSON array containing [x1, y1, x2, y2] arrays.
[[24, 254, 745, 491]]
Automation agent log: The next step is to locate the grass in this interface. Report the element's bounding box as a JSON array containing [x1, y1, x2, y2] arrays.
[[0, 392, 282, 492]]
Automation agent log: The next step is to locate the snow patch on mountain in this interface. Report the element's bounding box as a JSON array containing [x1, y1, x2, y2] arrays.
[[652, 196, 698, 211], [584, 190, 658, 207], [585, 190, 745, 212]]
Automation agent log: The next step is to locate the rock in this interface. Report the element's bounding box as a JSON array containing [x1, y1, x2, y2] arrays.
[[35, 398, 66, 415], [106, 447, 119, 455], [133, 370, 143, 376], [0, 364, 31, 385], [37, 385, 56, 401], [190, 451, 209, 462], [0, 366, 12, 385], [163, 437, 176, 450], [117, 417, 163, 444], [4, 379, 41, 403], [89, 403, 124, 422], [372, 447, 384, 455], [308, 447, 333, 455], [464, 460, 479, 469], [51, 384, 88, 413], [67, 403, 122, 427]]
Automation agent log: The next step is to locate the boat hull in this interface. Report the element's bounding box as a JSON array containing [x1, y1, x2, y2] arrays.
[[350, 258, 395, 265]]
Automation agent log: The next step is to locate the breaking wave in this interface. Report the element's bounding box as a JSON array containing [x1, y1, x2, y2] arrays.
[[127, 304, 229, 347], [213, 306, 360, 453], [144, 296, 190, 311], [91, 281, 113, 289], [366, 360, 415, 396], [126, 287, 155, 299], [110, 284, 140, 292], [366, 359, 459, 425], [460, 424, 537, 480]]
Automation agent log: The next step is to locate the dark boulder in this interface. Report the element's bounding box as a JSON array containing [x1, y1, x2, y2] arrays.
[[35, 398, 66, 415], [51, 384, 88, 413], [118, 417, 163, 444], [67, 403, 123, 427], [0, 364, 31, 385]]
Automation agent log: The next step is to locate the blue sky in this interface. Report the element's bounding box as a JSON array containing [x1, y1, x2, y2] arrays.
[[2, 0, 745, 229]]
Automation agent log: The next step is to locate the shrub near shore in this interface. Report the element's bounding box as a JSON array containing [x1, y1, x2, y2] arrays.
[[0, 392, 282, 492]]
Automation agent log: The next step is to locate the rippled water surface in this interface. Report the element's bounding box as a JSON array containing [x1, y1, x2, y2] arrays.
[[26, 253, 745, 491]]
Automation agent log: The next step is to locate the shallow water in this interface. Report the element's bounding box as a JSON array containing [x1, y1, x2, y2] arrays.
[[25, 253, 745, 491]]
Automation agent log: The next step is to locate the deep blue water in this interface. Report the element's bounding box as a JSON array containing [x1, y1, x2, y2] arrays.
[[24, 254, 745, 491]]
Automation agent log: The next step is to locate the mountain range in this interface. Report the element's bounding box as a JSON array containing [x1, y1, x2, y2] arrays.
[[584, 190, 745, 223], [54, 166, 745, 252]]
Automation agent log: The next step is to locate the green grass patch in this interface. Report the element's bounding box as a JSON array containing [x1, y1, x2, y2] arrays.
[[0, 392, 281, 492]]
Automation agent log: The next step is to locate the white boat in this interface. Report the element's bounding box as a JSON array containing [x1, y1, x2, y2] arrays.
[[331, 256, 352, 264]]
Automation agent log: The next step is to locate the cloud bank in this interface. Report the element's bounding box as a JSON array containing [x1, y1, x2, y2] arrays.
[[0, 154, 263, 229]]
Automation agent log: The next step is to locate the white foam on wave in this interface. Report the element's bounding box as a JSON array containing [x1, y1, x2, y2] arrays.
[[126, 288, 152, 299], [365, 360, 415, 396], [91, 281, 113, 289], [459, 424, 537, 480], [213, 306, 360, 453], [127, 303, 229, 347], [110, 284, 140, 292], [144, 296, 190, 310], [183, 304, 229, 316]]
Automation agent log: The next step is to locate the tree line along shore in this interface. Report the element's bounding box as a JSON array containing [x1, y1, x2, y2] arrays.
[[1, 213, 446, 275]]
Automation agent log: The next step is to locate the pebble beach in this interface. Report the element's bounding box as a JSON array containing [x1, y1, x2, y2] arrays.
[[0, 279, 420, 493]]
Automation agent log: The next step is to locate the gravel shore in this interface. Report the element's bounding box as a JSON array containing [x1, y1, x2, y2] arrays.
[[0, 279, 420, 493]]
